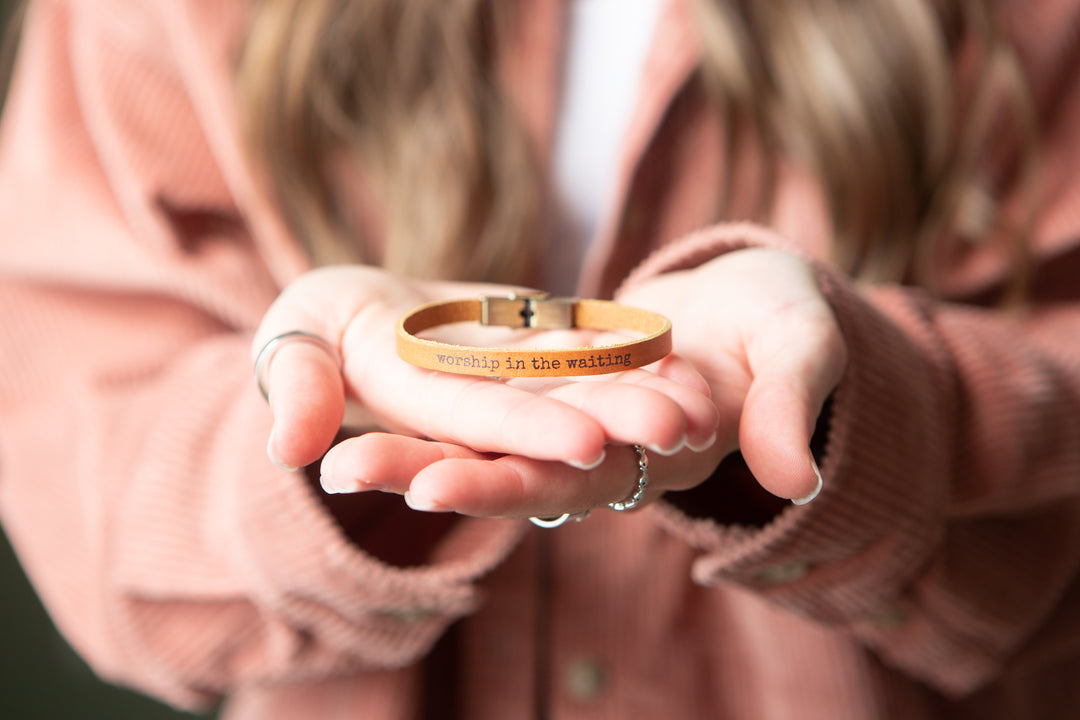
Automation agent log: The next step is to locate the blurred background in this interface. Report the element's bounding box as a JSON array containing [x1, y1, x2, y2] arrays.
[[1, 2, 215, 716]]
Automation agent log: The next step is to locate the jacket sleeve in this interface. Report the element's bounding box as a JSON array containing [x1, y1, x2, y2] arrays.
[[623, 219, 1080, 697], [0, 0, 521, 710]]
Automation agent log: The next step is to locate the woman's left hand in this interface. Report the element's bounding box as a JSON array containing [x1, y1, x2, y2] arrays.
[[616, 248, 848, 505], [318, 248, 847, 518]]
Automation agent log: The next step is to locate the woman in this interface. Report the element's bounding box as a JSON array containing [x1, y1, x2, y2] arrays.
[[1, 0, 1079, 717]]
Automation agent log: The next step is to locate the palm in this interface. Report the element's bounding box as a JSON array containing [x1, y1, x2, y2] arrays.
[[255, 265, 717, 472], [617, 248, 847, 500]]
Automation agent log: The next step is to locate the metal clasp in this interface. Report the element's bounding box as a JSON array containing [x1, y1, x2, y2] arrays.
[[480, 294, 576, 330]]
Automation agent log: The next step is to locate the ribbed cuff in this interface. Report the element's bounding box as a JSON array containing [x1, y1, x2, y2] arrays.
[[112, 337, 525, 689], [621, 222, 949, 622]]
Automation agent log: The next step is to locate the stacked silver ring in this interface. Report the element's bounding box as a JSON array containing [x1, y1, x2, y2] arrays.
[[529, 444, 650, 528], [608, 444, 649, 512]]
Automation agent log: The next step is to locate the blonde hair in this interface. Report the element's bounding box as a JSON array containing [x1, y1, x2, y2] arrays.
[[238, 0, 540, 281], [688, 0, 1036, 294], [238, 0, 1036, 291], [0, 1, 27, 117]]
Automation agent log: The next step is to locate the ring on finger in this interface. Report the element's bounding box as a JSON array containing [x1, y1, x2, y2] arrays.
[[531, 444, 650, 527], [608, 444, 649, 512], [254, 330, 341, 402], [529, 510, 591, 529]]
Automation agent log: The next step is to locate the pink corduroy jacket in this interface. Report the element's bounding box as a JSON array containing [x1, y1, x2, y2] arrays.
[[3, 0, 1080, 718]]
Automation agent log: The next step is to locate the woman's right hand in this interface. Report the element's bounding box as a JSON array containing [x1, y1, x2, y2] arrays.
[[252, 265, 718, 474]]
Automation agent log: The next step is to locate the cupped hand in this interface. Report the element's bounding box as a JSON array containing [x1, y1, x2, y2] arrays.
[[312, 249, 845, 520], [252, 265, 718, 472], [319, 432, 726, 518], [616, 247, 847, 503]]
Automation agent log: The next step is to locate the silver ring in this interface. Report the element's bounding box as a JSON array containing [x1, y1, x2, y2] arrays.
[[254, 330, 341, 402], [529, 510, 591, 529], [608, 445, 649, 512]]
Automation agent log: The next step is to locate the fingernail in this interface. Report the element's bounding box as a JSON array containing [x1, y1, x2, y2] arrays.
[[568, 450, 606, 471], [404, 491, 450, 513], [792, 457, 824, 506], [267, 434, 299, 472], [687, 432, 717, 453], [647, 435, 687, 457], [320, 474, 361, 495]]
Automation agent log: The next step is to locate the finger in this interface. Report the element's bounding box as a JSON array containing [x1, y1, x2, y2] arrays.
[[253, 270, 368, 470], [405, 450, 637, 517], [739, 308, 845, 503], [319, 433, 487, 495], [406, 443, 723, 518], [739, 377, 823, 502], [356, 360, 610, 468], [540, 370, 718, 454], [263, 341, 346, 469], [620, 361, 720, 449], [647, 353, 714, 400]]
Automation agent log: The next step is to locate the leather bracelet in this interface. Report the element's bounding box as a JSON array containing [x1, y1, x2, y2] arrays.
[[396, 294, 672, 378]]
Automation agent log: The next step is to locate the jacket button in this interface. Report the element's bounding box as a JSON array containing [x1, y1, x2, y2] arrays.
[[564, 657, 607, 703]]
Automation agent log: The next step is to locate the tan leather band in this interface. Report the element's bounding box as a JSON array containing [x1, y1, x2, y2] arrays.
[[396, 295, 672, 377]]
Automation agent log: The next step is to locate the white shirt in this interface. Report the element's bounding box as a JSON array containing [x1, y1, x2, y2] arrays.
[[547, 0, 664, 293]]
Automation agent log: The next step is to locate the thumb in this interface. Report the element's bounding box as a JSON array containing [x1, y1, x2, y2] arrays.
[[256, 333, 346, 470], [737, 306, 845, 504], [738, 373, 827, 504]]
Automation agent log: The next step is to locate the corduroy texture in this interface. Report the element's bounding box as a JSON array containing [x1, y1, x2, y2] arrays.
[[3, 0, 1080, 718]]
